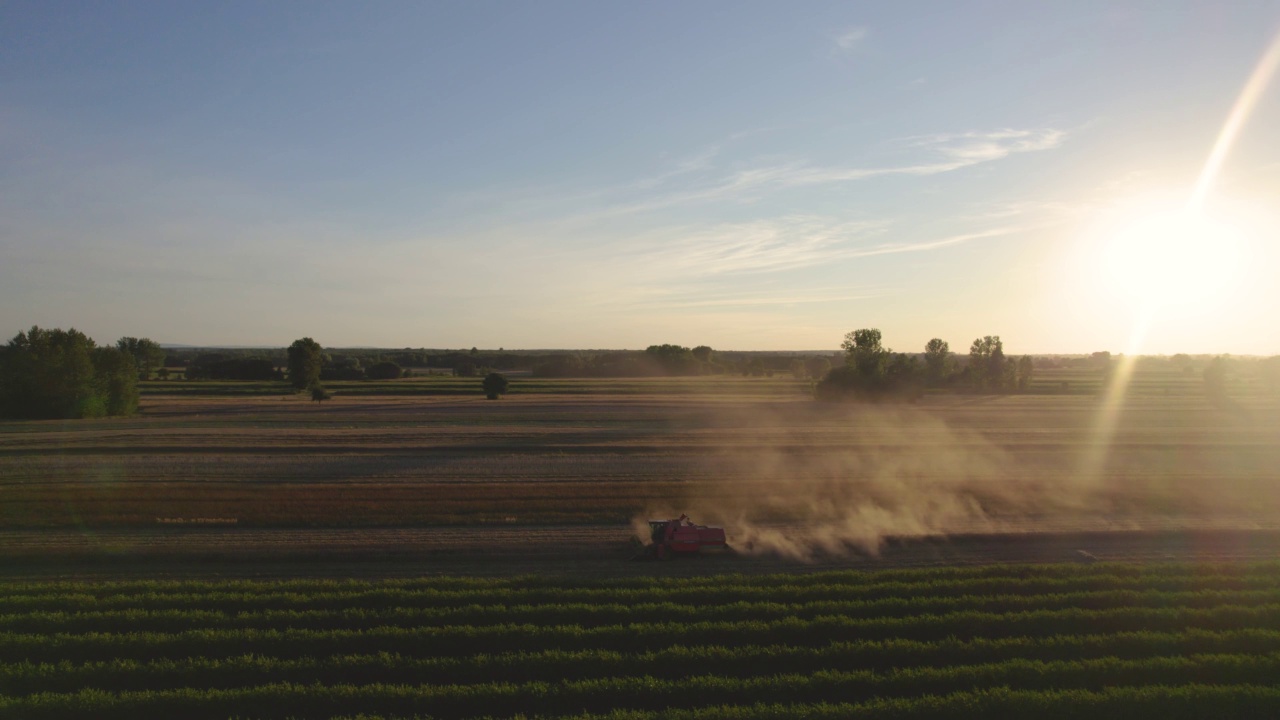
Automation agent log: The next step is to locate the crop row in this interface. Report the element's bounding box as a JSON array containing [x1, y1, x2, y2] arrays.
[[4, 655, 1280, 720], [3, 588, 1279, 636], [7, 572, 1280, 613], [4, 628, 1280, 697], [5, 563, 1275, 599], [5, 604, 1280, 664], [330, 684, 1280, 720]]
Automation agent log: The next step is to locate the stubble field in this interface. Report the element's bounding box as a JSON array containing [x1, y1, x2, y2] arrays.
[[1, 374, 1278, 571]]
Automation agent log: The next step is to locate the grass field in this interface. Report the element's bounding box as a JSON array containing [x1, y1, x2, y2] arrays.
[[4, 563, 1280, 718]]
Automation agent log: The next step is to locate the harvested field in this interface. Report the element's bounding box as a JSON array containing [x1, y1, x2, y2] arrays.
[[1, 377, 1278, 569]]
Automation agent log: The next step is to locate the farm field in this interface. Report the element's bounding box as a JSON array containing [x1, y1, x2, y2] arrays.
[[4, 564, 1280, 718], [2, 374, 1279, 570]]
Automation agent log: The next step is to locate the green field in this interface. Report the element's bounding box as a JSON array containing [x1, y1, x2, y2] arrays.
[[3, 563, 1280, 719]]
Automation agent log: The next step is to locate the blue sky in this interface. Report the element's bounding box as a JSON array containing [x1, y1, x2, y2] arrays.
[[3, 2, 1279, 353]]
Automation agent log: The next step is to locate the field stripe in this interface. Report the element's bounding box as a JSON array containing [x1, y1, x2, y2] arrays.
[[5, 629, 1280, 697], [4, 604, 1280, 664], [3, 657, 1280, 720], [6, 572, 1280, 612], [3, 588, 1280, 635]]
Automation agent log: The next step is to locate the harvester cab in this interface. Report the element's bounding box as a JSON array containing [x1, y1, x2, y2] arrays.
[[643, 514, 728, 560]]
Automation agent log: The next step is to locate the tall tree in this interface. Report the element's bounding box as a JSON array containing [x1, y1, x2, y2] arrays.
[[969, 335, 1006, 391], [116, 337, 165, 379], [286, 337, 324, 390], [92, 347, 140, 415], [924, 338, 951, 386], [841, 328, 889, 378]]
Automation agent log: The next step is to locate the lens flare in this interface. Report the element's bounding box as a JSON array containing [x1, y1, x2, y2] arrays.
[[1190, 28, 1280, 211], [1084, 26, 1280, 487]]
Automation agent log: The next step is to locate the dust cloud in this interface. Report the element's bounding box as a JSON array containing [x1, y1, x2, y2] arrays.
[[633, 402, 1272, 561]]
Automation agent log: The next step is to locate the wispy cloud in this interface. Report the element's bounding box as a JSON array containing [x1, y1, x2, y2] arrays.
[[608, 216, 1024, 283], [840, 227, 1021, 259], [834, 27, 869, 52], [621, 216, 889, 277], [636, 129, 766, 190], [565, 127, 1068, 223], [899, 128, 1068, 163]]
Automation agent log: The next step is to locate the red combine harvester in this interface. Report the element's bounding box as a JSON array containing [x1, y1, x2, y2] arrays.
[[644, 514, 728, 560]]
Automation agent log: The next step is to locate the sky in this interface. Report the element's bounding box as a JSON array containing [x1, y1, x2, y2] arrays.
[[2, 2, 1279, 354]]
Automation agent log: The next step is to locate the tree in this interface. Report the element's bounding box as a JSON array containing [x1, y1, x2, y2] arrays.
[[645, 344, 698, 375], [1017, 355, 1035, 392], [365, 361, 403, 380], [321, 355, 364, 381], [805, 356, 831, 380], [482, 372, 509, 400], [924, 338, 951, 386], [187, 355, 277, 381], [691, 346, 714, 362], [287, 338, 323, 390], [0, 326, 138, 419], [92, 347, 140, 416], [453, 358, 479, 377], [969, 336, 1006, 391], [842, 329, 889, 379], [789, 359, 807, 379], [310, 384, 331, 403], [116, 337, 165, 379], [818, 330, 922, 402]]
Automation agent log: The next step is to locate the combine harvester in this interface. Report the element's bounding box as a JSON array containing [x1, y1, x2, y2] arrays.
[[638, 514, 730, 560]]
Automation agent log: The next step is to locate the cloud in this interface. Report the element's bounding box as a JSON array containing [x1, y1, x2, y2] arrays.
[[835, 27, 869, 51], [840, 227, 1021, 259], [568, 128, 1069, 222], [898, 128, 1068, 162], [636, 129, 768, 190], [607, 216, 1023, 283], [620, 216, 889, 277]]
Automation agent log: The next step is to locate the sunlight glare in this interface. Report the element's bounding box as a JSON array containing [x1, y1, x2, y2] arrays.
[[1102, 203, 1246, 314]]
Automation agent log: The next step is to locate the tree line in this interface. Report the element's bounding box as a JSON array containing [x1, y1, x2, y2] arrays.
[[159, 345, 838, 380], [0, 327, 151, 419], [8, 325, 1270, 418], [815, 329, 1035, 402]]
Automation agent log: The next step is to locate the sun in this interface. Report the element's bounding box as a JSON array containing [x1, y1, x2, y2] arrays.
[[1099, 200, 1247, 316]]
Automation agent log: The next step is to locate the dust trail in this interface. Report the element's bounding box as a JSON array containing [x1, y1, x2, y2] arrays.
[[631, 406, 1050, 560], [633, 401, 1278, 562]]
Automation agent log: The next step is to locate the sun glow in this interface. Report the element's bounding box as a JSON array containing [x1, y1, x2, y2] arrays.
[[1101, 201, 1247, 316]]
